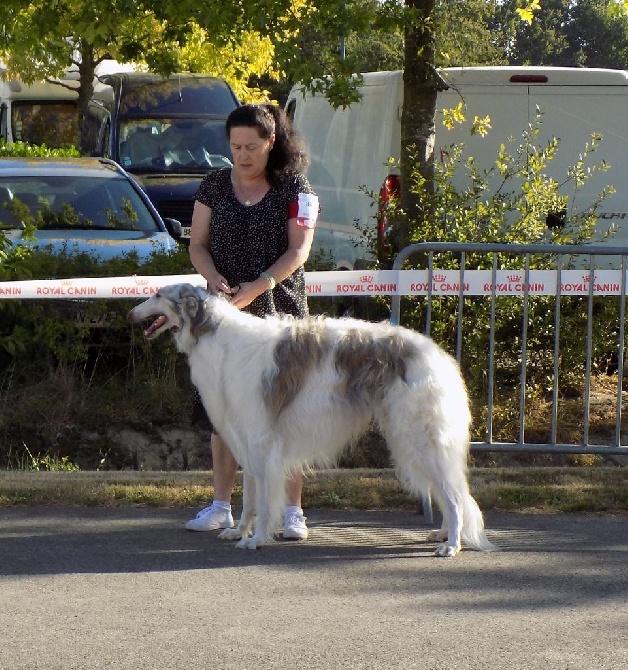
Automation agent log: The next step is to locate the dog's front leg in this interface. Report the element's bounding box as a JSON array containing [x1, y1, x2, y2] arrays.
[[219, 472, 256, 542], [239, 450, 286, 550]]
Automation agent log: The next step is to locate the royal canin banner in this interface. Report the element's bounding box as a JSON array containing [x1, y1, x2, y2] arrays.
[[304, 269, 622, 296], [0, 270, 625, 299]]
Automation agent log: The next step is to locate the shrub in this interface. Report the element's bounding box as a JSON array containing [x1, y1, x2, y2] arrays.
[[0, 140, 80, 158], [361, 110, 620, 403]]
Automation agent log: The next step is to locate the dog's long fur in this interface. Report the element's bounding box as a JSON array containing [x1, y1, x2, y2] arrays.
[[129, 283, 496, 557]]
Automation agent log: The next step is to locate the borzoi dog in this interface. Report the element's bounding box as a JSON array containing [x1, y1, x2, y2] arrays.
[[129, 283, 495, 557]]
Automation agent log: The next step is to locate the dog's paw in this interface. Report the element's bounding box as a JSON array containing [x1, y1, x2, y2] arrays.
[[434, 542, 461, 558], [235, 535, 274, 550], [218, 528, 243, 541], [426, 529, 448, 543]]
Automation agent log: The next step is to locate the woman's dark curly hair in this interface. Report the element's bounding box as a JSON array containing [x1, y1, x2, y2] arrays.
[[225, 104, 310, 187]]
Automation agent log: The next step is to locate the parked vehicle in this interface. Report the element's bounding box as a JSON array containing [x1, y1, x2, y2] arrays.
[[0, 72, 80, 148], [286, 67, 628, 268], [0, 156, 181, 260], [84, 72, 240, 239], [0, 60, 135, 150]]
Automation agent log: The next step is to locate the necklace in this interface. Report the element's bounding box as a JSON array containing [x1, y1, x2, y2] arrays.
[[242, 188, 262, 206], [233, 174, 267, 207]]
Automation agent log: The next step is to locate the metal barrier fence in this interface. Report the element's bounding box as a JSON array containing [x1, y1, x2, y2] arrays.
[[391, 242, 628, 459], [2, 243, 628, 464]]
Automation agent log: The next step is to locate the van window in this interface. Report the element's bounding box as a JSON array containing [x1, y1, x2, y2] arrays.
[[285, 99, 296, 122], [83, 102, 110, 156], [0, 103, 7, 141], [11, 101, 79, 148]]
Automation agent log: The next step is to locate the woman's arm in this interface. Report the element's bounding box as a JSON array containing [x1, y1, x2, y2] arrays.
[[230, 216, 314, 310], [188, 201, 234, 295]]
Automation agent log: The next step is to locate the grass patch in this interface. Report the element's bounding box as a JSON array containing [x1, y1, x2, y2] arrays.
[[0, 467, 626, 514]]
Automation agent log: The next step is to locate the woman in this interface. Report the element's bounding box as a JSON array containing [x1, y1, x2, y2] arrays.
[[186, 103, 318, 539]]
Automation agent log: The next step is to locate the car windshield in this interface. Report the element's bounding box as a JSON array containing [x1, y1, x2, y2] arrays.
[[118, 118, 233, 172], [0, 174, 160, 233]]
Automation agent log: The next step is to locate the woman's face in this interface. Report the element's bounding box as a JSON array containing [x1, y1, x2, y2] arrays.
[[229, 125, 274, 180]]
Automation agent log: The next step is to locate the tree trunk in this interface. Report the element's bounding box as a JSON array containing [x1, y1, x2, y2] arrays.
[[396, 0, 446, 252], [77, 41, 96, 156]]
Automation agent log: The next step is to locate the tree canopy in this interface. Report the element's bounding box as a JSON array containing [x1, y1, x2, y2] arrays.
[[495, 0, 628, 68], [3, 0, 628, 250]]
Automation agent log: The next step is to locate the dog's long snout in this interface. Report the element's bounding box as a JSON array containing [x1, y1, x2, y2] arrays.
[[128, 297, 153, 324], [128, 304, 141, 323]]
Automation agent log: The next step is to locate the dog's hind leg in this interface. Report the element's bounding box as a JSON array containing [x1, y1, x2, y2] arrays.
[[403, 462, 466, 557], [238, 447, 286, 550], [383, 418, 468, 557], [429, 485, 464, 557], [219, 472, 255, 541]]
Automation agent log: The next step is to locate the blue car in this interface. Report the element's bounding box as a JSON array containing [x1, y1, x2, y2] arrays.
[[0, 157, 182, 260]]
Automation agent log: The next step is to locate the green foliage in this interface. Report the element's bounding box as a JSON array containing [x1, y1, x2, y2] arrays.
[[373, 109, 614, 257], [495, 0, 628, 68], [0, 242, 194, 366], [10, 445, 81, 472], [0, 141, 80, 158], [434, 0, 507, 67], [368, 110, 620, 405], [0, 239, 196, 469]]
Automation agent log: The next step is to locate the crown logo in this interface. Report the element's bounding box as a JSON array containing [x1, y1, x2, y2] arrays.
[[432, 273, 446, 282], [582, 274, 591, 282], [360, 275, 373, 283], [507, 274, 521, 282], [134, 278, 149, 285], [60, 279, 73, 286]]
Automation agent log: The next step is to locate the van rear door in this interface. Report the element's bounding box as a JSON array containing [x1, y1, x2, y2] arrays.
[[528, 69, 628, 245]]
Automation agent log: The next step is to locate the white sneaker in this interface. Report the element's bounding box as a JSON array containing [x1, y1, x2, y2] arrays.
[[185, 503, 234, 531], [283, 508, 308, 540]]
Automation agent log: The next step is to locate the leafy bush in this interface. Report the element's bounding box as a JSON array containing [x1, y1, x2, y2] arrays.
[[0, 238, 198, 468], [0, 140, 80, 158], [367, 110, 620, 401], [0, 243, 195, 367]]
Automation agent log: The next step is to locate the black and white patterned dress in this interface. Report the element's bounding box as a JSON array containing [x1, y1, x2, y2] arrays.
[[194, 167, 315, 318]]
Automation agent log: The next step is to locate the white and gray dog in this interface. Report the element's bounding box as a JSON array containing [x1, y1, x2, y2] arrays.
[[129, 283, 496, 556]]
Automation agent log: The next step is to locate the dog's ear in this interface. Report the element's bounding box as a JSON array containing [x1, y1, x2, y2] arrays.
[[175, 285, 204, 318], [183, 294, 202, 318], [190, 292, 223, 339]]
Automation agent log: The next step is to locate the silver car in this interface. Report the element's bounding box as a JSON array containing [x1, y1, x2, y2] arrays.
[[0, 156, 182, 260]]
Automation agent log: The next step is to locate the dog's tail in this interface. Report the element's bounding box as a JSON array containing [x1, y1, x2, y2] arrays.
[[462, 493, 498, 552]]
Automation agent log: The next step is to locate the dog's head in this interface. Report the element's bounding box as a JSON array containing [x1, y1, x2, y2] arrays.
[[128, 283, 225, 350]]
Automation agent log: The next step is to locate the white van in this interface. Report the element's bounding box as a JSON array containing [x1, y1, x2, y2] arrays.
[[0, 60, 134, 149], [0, 73, 80, 148], [286, 67, 628, 268]]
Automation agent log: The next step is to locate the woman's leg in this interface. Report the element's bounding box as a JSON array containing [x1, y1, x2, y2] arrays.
[[185, 433, 238, 531], [210, 433, 239, 502], [284, 470, 308, 540], [285, 470, 303, 507]]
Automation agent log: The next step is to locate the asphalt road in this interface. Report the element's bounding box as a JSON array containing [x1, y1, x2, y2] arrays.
[[1, 506, 627, 670]]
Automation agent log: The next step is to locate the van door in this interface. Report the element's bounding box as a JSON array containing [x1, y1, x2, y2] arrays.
[[290, 73, 401, 269], [436, 70, 529, 195], [529, 80, 628, 245]]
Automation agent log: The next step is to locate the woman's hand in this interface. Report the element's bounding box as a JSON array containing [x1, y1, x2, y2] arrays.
[[208, 272, 236, 297], [229, 280, 265, 309]]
